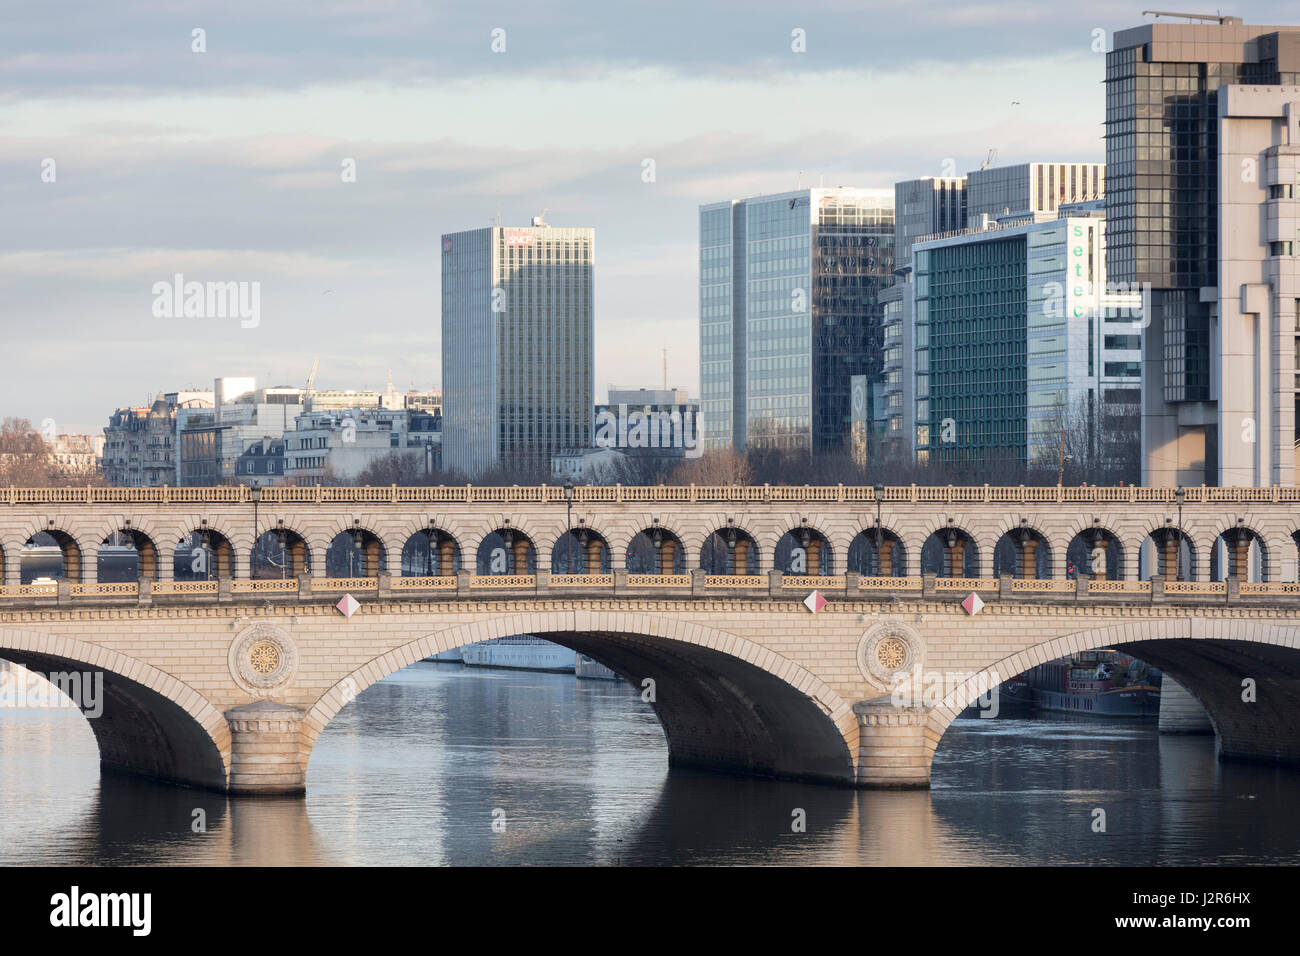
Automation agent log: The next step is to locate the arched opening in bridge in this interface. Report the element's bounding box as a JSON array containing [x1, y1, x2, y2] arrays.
[[307, 622, 856, 789], [20, 531, 81, 583], [1065, 526, 1124, 580], [98, 527, 159, 582], [401, 528, 461, 576], [251, 526, 311, 579], [325, 525, 385, 577], [774, 523, 832, 575], [921, 526, 978, 577], [0, 633, 227, 792], [1209, 523, 1266, 582], [1139, 526, 1196, 581], [552, 526, 610, 574], [993, 525, 1052, 578], [929, 625, 1300, 790], [625, 526, 685, 574], [846, 529, 906, 577], [476, 527, 535, 575], [699, 524, 759, 575], [175, 527, 234, 581]]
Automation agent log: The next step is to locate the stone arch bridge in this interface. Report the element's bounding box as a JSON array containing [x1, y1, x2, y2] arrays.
[[1, 483, 1300, 794]]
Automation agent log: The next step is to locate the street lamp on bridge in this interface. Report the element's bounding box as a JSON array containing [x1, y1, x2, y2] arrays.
[[874, 482, 884, 574], [563, 479, 575, 573], [1175, 486, 1186, 581]]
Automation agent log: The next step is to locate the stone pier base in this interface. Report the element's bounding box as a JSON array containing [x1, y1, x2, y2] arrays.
[[854, 697, 932, 788], [1158, 676, 1214, 735], [225, 700, 307, 794]]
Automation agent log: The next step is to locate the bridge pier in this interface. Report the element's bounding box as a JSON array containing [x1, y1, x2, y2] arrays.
[[1158, 676, 1214, 734], [853, 698, 932, 788], [224, 701, 307, 795]]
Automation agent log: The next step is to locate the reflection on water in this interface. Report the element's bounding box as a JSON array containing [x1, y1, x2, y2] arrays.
[[3, 662, 1300, 865]]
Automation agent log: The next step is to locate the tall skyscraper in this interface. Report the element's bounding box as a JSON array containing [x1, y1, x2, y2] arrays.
[[441, 222, 594, 476], [699, 187, 894, 453], [1106, 17, 1300, 485]]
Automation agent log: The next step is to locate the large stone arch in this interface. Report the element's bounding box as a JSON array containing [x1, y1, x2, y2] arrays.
[[303, 612, 859, 785], [0, 626, 229, 789], [925, 619, 1300, 772]]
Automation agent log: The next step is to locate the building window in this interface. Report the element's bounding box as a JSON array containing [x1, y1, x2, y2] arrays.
[[1270, 241, 1294, 257]]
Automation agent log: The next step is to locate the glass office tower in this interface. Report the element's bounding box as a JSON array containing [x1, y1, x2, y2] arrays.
[[698, 187, 894, 453], [441, 224, 594, 476], [1105, 18, 1300, 485]]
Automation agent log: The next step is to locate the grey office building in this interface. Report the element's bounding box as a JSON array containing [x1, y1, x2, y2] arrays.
[[699, 187, 895, 453], [966, 163, 1105, 222], [1106, 18, 1300, 486], [441, 223, 594, 476]]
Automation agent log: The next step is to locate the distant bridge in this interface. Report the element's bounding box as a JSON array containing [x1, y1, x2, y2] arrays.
[[1, 484, 1299, 794]]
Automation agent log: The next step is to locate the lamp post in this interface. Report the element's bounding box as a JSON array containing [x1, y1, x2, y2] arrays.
[[1174, 486, 1186, 581], [276, 520, 287, 580], [564, 479, 574, 573], [874, 482, 884, 574], [250, 480, 261, 578], [200, 522, 212, 582]]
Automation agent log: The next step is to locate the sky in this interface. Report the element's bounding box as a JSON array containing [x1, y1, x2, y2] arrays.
[[1, 0, 1291, 434]]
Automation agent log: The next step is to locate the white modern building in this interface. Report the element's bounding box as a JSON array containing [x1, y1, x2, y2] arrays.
[[441, 221, 594, 476], [283, 407, 440, 482], [176, 381, 303, 486]]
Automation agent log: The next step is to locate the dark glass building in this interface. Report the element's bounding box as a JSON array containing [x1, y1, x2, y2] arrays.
[[698, 188, 895, 453], [1105, 18, 1300, 484]]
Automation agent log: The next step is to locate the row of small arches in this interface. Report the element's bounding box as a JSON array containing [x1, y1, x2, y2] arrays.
[[6, 520, 1289, 583]]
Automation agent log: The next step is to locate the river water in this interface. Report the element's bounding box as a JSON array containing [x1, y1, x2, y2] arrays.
[[2, 661, 1299, 866]]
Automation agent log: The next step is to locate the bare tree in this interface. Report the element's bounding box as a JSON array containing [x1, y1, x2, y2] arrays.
[[667, 448, 754, 486], [0, 418, 55, 486]]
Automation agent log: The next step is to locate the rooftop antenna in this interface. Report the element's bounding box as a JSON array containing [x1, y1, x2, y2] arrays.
[[662, 349, 668, 391], [796, 170, 803, 189]]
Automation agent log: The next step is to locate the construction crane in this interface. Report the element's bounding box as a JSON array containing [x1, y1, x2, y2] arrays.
[[303, 355, 319, 411], [1141, 11, 1243, 25], [980, 148, 998, 171]]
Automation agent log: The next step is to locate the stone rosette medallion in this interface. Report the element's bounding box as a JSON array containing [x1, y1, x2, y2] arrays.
[[857, 620, 923, 688], [228, 622, 299, 696]]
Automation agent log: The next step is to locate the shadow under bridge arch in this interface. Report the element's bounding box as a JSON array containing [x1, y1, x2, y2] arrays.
[[0, 627, 230, 790]]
